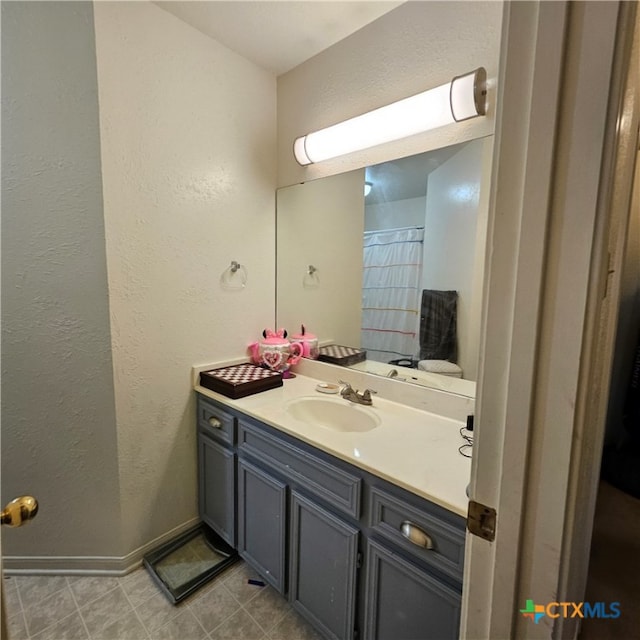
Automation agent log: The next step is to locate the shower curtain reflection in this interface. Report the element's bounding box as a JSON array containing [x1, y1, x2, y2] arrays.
[[361, 226, 424, 363]]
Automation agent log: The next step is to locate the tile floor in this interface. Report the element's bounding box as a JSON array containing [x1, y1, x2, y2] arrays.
[[4, 561, 323, 640]]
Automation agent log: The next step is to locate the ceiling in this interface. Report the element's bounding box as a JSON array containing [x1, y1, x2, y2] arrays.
[[365, 142, 468, 204], [154, 1, 404, 75]]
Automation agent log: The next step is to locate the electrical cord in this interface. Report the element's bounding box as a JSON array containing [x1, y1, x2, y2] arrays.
[[458, 426, 473, 458]]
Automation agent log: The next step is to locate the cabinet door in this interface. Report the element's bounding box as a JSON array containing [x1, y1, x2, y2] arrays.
[[289, 491, 359, 640], [198, 432, 235, 546], [363, 539, 461, 640], [237, 458, 287, 593]]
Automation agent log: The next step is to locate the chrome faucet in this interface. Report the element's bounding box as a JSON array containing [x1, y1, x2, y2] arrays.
[[339, 381, 377, 406]]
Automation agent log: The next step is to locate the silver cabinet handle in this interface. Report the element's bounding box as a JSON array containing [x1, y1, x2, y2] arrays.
[[400, 521, 434, 550], [208, 417, 222, 429]]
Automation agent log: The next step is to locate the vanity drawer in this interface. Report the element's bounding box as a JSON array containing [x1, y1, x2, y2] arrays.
[[369, 486, 465, 581], [238, 420, 361, 519], [197, 396, 236, 446]]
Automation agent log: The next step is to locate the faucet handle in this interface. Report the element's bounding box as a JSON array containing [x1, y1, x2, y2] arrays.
[[361, 388, 377, 400], [338, 380, 352, 390]]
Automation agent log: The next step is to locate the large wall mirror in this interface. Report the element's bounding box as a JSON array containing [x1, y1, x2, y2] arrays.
[[276, 135, 494, 398]]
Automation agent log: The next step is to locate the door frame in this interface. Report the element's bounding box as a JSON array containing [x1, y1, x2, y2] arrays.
[[555, 5, 639, 639], [461, 1, 638, 638]]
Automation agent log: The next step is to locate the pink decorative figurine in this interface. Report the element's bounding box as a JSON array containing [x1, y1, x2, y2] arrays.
[[248, 328, 303, 374], [290, 325, 320, 359]]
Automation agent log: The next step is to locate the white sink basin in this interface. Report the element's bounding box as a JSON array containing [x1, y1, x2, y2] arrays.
[[285, 396, 381, 432]]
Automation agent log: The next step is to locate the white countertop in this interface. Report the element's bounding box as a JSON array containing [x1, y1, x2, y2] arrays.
[[194, 370, 471, 518], [348, 359, 476, 398]]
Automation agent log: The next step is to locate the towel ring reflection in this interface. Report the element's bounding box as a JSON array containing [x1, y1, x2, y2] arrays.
[[303, 264, 320, 289], [221, 260, 247, 290]]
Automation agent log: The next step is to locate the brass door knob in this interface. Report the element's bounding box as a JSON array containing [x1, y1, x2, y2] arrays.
[[1, 496, 38, 527]]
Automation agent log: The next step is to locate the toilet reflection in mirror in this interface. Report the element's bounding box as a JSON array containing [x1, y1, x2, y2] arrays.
[[276, 135, 494, 398]]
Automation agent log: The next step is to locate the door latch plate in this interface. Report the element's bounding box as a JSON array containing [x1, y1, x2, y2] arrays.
[[467, 500, 496, 541]]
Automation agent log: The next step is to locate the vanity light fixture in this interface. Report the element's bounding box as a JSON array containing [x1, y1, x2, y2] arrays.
[[293, 67, 487, 166]]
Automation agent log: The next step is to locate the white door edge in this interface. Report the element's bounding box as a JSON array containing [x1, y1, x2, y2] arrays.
[[461, 1, 570, 635], [461, 2, 631, 638], [556, 6, 639, 639]]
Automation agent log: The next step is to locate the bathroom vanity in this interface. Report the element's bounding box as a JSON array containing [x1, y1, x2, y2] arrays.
[[195, 368, 471, 640]]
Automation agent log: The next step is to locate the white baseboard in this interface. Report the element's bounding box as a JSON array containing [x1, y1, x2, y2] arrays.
[[3, 517, 201, 576]]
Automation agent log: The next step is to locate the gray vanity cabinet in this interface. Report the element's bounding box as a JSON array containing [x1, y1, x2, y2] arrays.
[[364, 484, 465, 639], [197, 398, 236, 546], [363, 539, 462, 640], [237, 457, 287, 593], [196, 393, 465, 640], [236, 416, 362, 634], [289, 491, 359, 640]]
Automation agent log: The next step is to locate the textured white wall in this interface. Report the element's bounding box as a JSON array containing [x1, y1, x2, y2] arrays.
[[277, 1, 502, 187], [422, 139, 486, 380], [276, 170, 364, 346], [2, 0, 500, 564], [365, 197, 427, 232], [1, 1, 122, 557], [93, 2, 276, 552]]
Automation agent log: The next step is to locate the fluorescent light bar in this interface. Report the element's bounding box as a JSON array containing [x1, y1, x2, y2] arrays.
[[294, 68, 487, 166]]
